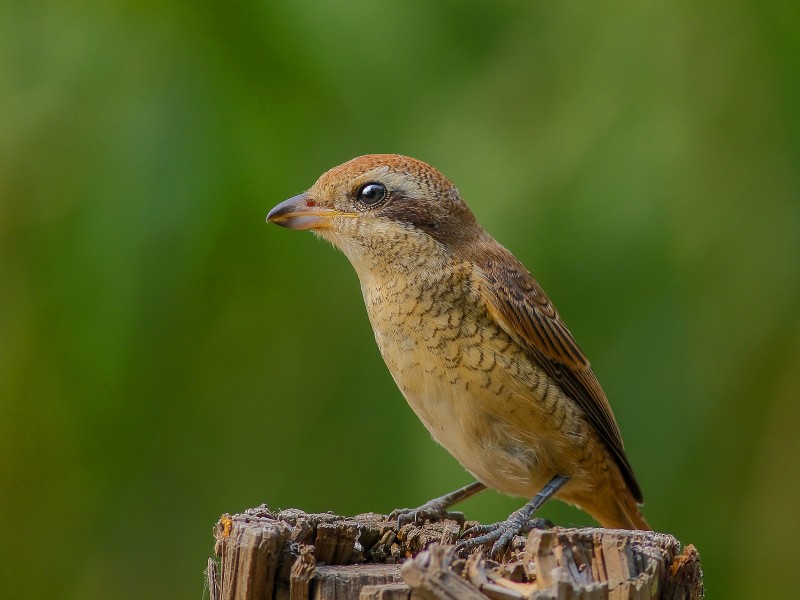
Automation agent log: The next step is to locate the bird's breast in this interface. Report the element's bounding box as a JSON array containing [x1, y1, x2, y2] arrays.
[[359, 265, 586, 496]]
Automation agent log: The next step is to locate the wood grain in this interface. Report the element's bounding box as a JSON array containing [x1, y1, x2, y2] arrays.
[[208, 506, 702, 600]]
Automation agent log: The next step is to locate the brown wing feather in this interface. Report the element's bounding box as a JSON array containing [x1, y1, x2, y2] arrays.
[[477, 255, 643, 503]]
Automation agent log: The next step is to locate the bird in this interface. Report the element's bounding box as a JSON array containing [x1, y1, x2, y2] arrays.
[[266, 154, 650, 555]]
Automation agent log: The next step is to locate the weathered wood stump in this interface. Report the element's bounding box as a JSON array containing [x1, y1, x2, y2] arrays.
[[207, 505, 702, 600]]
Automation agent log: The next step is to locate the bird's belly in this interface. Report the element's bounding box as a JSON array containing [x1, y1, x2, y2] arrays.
[[375, 324, 582, 498], [402, 380, 544, 497]]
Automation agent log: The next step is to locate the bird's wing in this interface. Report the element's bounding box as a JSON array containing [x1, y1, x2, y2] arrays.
[[476, 255, 643, 503]]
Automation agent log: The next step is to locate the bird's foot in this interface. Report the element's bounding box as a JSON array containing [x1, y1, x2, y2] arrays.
[[390, 500, 466, 528], [455, 513, 553, 558], [390, 481, 485, 528]]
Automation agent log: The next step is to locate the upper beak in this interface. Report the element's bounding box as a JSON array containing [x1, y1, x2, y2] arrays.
[[266, 193, 339, 230]]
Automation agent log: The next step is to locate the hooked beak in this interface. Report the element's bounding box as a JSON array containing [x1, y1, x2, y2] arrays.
[[266, 193, 340, 230]]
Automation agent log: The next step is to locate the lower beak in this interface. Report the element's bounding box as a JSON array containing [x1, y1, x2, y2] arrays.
[[266, 194, 338, 230]]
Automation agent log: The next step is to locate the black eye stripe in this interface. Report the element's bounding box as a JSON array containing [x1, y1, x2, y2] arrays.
[[356, 182, 387, 207]]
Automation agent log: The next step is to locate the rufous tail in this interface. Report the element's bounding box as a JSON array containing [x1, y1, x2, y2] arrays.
[[610, 489, 651, 530], [563, 461, 651, 530], [601, 462, 651, 530]]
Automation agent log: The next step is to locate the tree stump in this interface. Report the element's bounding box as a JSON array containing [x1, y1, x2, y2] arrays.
[[207, 505, 702, 600]]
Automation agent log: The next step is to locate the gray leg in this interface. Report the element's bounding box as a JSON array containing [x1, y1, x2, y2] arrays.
[[456, 474, 570, 557]]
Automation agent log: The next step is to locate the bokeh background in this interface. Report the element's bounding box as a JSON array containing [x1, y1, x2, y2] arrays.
[[2, 1, 799, 598]]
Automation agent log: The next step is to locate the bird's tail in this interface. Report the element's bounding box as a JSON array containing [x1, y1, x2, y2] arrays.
[[608, 488, 651, 531], [599, 462, 651, 530], [563, 463, 651, 531]]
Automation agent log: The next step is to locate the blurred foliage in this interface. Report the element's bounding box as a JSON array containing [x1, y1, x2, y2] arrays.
[[1, 1, 799, 598]]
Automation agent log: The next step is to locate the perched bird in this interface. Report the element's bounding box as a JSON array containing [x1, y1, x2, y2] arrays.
[[267, 154, 649, 554]]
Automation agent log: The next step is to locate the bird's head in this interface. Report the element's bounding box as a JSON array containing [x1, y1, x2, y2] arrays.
[[267, 154, 483, 274]]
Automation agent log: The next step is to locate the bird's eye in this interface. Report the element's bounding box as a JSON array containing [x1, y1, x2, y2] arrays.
[[356, 182, 387, 206]]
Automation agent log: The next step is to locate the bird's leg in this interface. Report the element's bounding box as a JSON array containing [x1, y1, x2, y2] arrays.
[[455, 474, 570, 557], [390, 480, 487, 527]]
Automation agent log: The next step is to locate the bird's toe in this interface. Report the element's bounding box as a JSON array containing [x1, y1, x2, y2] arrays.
[[456, 509, 552, 559], [390, 501, 465, 528]]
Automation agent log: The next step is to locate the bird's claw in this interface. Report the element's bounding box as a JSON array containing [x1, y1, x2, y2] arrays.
[[390, 501, 466, 528], [455, 515, 553, 558]]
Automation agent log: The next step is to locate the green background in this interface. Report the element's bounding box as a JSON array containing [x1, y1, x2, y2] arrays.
[[2, 1, 799, 598]]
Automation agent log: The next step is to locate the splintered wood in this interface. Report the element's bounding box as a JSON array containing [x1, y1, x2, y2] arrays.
[[209, 506, 702, 600]]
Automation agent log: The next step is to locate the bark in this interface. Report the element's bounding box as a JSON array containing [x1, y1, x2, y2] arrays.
[[207, 505, 702, 600]]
